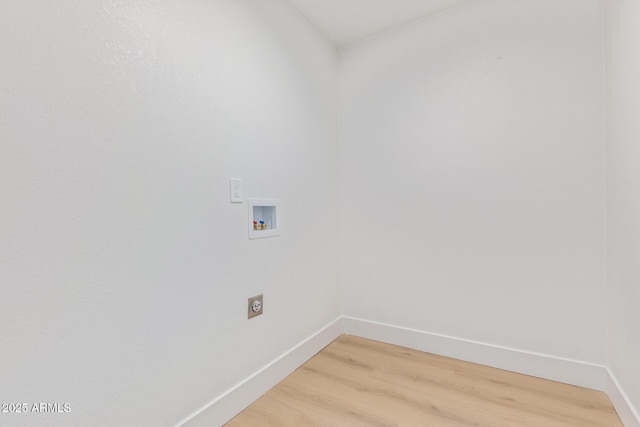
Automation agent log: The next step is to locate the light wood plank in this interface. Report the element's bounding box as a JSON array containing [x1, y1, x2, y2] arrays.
[[226, 335, 622, 427]]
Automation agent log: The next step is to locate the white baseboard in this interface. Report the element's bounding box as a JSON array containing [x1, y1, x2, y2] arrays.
[[177, 317, 344, 427], [341, 316, 607, 391], [178, 316, 638, 427], [343, 317, 640, 425], [607, 369, 640, 427]]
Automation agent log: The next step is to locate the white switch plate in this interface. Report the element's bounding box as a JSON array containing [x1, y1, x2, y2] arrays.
[[230, 178, 243, 203]]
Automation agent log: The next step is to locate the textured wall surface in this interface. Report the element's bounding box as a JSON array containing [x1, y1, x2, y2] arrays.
[[339, 0, 606, 363], [5, 0, 638, 425], [0, 1, 339, 425], [605, 0, 640, 418]]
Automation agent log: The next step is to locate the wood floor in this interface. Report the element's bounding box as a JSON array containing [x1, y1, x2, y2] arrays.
[[226, 335, 622, 427]]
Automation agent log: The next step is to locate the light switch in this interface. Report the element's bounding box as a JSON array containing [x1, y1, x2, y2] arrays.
[[230, 178, 243, 203]]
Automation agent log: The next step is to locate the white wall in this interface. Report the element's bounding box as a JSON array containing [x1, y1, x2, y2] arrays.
[[0, 1, 339, 426], [605, 0, 640, 418], [6, 0, 638, 424], [339, 0, 606, 364]]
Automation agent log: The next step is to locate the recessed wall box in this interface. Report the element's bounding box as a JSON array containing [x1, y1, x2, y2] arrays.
[[248, 198, 279, 239]]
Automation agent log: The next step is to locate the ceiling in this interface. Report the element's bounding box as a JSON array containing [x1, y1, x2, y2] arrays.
[[286, 0, 472, 46]]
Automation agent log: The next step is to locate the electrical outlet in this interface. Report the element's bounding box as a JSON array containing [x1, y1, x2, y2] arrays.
[[248, 294, 263, 319], [230, 178, 243, 203]]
